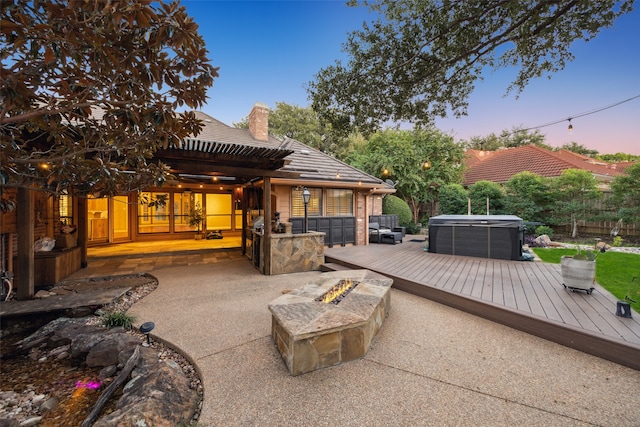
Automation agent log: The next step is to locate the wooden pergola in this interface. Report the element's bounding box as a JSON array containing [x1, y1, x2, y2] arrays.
[[14, 138, 298, 299]]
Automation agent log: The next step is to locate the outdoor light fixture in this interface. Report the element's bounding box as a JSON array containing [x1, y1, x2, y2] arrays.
[[422, 161, 431, 170], [140, 321, 155, 347], [382, 168, 389, 176], [568, 118, 573, 131], [302, 187, 311, 233]]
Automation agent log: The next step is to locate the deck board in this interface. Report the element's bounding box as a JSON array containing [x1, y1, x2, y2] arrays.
[[325, 237, 640, 371]]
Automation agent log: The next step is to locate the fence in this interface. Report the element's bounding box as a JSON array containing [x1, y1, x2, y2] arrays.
[[556, 221, 640, 238], [290, 216, 356, 247], [368, 214, 399, 230]]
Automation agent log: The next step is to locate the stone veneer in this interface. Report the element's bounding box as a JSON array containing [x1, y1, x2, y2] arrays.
[[268, 270, 392, 376], [269, 231, 325, 275]]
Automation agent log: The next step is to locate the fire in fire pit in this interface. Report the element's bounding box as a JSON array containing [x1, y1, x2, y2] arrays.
[[315, 279, 359, 304]]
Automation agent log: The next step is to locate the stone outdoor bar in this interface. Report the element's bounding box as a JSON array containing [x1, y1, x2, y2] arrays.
[[268, 270, 392, 376]]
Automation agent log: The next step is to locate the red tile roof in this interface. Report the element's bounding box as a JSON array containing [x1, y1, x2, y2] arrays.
[[463, 145, 622, 186]]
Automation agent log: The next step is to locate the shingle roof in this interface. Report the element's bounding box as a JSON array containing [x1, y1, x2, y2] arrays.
[[280, 138, 382, 185], [172, 111, 384, 186], [463, 145, 622, 186]]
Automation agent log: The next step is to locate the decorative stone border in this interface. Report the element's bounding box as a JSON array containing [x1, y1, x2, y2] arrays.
[[268, 269, 392, 376]]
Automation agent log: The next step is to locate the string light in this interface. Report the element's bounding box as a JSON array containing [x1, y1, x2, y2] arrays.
[[505, 94, 640, 136]]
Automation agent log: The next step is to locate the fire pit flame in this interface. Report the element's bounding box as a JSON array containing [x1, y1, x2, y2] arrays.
[[315, 279, 359, 304]]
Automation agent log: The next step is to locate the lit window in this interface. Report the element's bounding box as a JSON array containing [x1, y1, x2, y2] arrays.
[[292, 187, 321, 217], [326, 189, 353, 216], [59, 194, 73, 225]]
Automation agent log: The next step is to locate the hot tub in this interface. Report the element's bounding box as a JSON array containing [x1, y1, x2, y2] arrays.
[[428, 215, 524, 260]]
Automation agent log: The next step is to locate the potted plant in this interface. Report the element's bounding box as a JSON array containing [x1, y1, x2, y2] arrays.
[[188, 202, 205, 239], [560, 246, 603, 295]]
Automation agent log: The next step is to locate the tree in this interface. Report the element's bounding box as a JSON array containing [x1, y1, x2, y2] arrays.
[[548, 169, 602, 237], [610, 163, 640, 224], [437, 183, 468, 215], [596, 153, 640, 163], [1, 0, 218, 197], [558, 142, 599, 157], [468, 180, 505, 215], [233, 101, 350, 157], [346, 128, 465, 221], [465, 126, 551, 151], [503, 171, 551, 222], [308, 0, 633, 134]]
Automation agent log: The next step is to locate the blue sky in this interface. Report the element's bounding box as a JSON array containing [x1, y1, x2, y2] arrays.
[[182, 0, 640, 155]]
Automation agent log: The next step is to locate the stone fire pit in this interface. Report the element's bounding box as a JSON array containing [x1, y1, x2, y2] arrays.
[[268, 270, 392, 376]]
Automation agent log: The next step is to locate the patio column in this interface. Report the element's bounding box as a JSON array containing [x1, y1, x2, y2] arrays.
[[16, 187, 34, 299], [263, 176, 271, 275]]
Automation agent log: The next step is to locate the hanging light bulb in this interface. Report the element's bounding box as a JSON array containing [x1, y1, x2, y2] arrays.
[[568, 118, 573, 131]]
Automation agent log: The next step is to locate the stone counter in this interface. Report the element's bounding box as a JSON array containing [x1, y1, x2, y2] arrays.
[[268, 231, 325, 275]]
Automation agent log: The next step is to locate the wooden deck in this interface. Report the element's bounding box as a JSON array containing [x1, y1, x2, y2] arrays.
[[324, 237, 640, 371]]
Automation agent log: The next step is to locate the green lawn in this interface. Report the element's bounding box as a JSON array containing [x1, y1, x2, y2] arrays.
[[532, 248, 640, 312]]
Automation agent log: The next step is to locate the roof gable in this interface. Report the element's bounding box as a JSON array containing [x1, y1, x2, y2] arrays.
[[463, 145, 621, 186]]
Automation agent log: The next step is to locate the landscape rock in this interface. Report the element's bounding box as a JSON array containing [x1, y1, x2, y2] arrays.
[[534, 234, 552, 247], [86, 334, 139, 367], [92, 348, 197, 427]]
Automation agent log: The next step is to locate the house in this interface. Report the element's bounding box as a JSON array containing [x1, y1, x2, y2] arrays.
[[1, 103, 394, 297], [463, 145, 623, 189]]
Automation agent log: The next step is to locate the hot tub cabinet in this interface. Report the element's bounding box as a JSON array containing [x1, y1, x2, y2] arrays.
[[428, 215, 524, 261]]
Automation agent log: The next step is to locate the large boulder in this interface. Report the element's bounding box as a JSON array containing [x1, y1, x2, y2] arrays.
[[85, 334, 140, 367], [93, 348, 197, 427]]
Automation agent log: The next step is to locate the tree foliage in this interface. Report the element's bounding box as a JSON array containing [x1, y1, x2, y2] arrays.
[[558, 142, 599, 157], [1, 0, 217, 196], [308, 0, 633, 134], [468, 180, 505, 215], [346, 128, 465, 221], [465, 126, 550, 151], [233, 101, 348, 156], [437, 183, 468, 215], [596, 153, 640, 163], [610, 163, 640, 224], [503, 171, 551, 221], [548, 169, 602, 237]]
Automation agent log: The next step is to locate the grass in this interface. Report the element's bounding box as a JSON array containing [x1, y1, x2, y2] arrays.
[[533, 248, 640, 312], [100, 311, 137, 330]]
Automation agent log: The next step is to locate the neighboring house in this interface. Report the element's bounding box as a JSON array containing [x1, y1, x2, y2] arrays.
[[463, 145, 625, 189]]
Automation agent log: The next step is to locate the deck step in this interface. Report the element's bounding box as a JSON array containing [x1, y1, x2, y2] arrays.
[[320, 263, 352, 272]]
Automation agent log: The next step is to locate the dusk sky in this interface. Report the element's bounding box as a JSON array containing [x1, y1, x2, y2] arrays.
[[182, 0, 640, 155]]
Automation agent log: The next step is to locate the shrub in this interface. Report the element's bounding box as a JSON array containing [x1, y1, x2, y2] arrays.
[[101, 311, 137, 330], [382, 195, 412, 226], [612, 236, 623, 247], [535, 225, 554, 238], [404, 223, 422, 235]]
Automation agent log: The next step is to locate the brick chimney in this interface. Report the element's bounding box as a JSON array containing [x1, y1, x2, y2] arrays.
[[249, 102, 269, 142]]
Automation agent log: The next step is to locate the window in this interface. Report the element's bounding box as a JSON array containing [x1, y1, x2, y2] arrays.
[[59, 194, 73, 225], [292, 187, 322, 217], [174, 192, 202, 232], [326, 189, 353, 216], [138, 192, 170, 233], [205, 193, 232, 230]]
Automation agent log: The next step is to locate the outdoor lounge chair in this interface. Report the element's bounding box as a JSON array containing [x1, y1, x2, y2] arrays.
[[369, 222, 403, 244]]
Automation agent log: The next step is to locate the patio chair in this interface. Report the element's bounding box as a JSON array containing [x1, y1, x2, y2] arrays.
[[369, 222, 403, 244]]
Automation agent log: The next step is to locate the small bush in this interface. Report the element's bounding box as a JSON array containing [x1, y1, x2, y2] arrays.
[[101, 311, 137, 330], [382, 195, 412, 226], [404, 223, 422, 235], [612, 236, 623, 247], [535, 225, 554, 238]]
